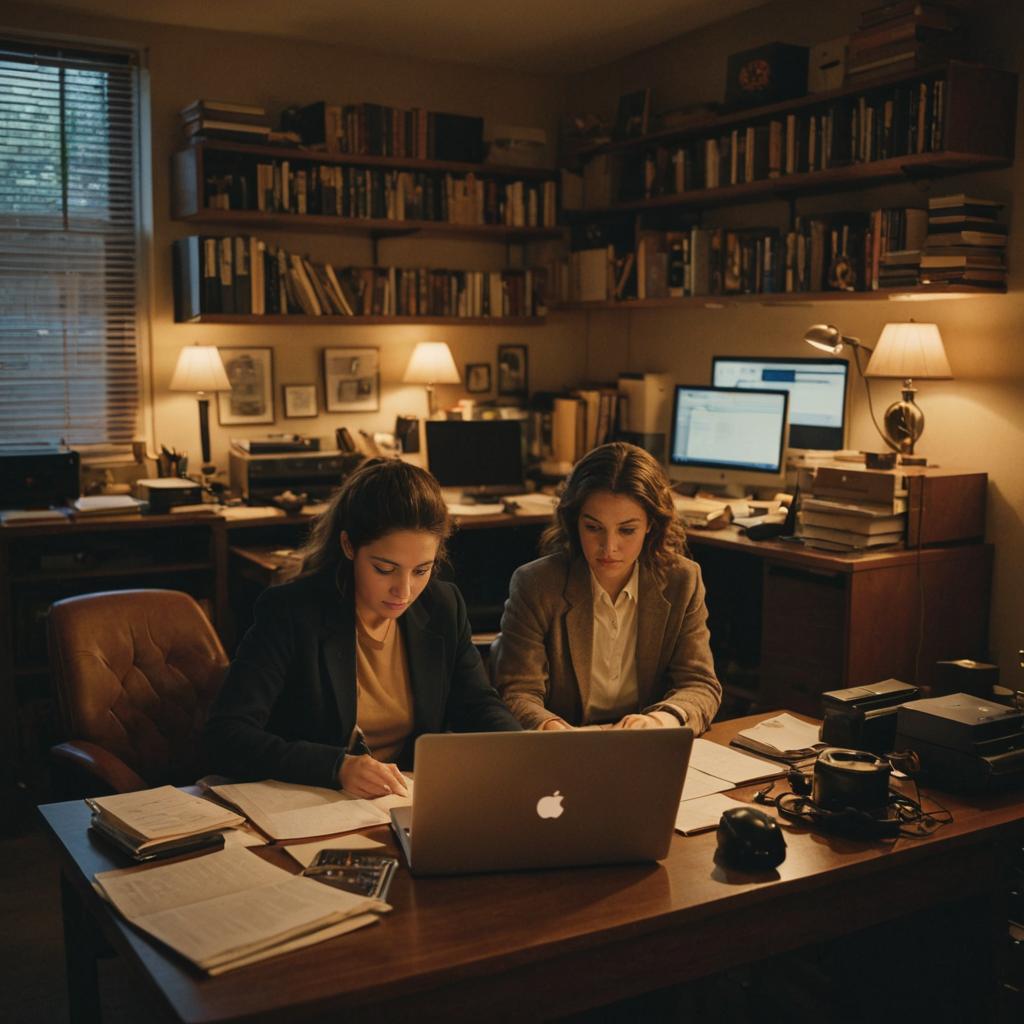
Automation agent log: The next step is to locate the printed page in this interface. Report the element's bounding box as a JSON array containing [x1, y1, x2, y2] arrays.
[[88, 786, 244, 842], [734, 713, 824, 755], [675, 794, 753, 835], [94, 848, 384, 971], [680, 767, 733, 802], [212, 778, 412, 840], [690, 738, 786, 785]]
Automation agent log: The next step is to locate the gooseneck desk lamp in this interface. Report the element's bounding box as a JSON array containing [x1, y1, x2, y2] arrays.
[[169, 344, 231, 477], [403, 341, 461, 418], [803, 321, 951, 465]]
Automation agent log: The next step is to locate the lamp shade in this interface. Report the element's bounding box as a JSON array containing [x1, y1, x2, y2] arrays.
[[402, 342, 460, 385], [864, 322, 952, 380], [169, 345, 231, 392], [803, 323, 845, 353]]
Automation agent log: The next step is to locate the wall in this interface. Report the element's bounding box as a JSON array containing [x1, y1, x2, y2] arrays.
[[2, 1, 585, 472], [566, 0, 1024, 680]]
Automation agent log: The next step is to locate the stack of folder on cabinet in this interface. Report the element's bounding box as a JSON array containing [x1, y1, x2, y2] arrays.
[[93, 848, 388, 974]]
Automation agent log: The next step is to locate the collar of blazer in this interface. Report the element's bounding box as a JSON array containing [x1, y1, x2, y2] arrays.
[[562, 557, 672, 712], [316, 569, 447, 741]]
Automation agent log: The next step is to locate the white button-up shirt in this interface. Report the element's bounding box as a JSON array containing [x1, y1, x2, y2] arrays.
[[584, 562, 640, 724]]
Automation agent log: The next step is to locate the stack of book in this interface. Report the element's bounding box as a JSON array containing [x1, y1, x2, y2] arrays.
[[920, 194, 1008, 290], [795, 467, 907, 552], [846, 1, 963, 81], [180, 99, 272, 145]]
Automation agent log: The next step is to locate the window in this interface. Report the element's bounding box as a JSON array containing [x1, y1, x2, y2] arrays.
[[0, 39, 143, 450]]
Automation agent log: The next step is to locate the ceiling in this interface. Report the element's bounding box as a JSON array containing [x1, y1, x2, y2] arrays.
[[24, 0, 771, 74]]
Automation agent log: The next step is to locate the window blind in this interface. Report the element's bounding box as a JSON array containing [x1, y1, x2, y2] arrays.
[[0, 40, 142, 450]]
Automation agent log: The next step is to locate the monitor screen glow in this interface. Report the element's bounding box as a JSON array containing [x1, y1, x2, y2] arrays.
[[711, 356, 849, 451], [668, 386, 789, 492]]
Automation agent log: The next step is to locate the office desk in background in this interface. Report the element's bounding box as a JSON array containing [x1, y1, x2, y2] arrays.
[[40, 713, 1024, 1023]]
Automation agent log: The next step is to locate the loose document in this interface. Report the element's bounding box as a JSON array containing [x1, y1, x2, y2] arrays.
[[94, 847, 387, 974]]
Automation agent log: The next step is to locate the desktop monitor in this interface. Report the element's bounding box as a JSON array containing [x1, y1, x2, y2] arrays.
[[668, 385, 789, 494], [425, 419, 525, 498], [711, 356, 849, 452]]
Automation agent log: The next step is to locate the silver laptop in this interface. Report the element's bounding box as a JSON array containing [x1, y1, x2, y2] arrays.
[[390, 728, 692, 876]]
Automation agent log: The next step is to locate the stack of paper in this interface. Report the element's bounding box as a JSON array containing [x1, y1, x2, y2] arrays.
[[94, 848, 386, 974], [211, 778, 412, 841], [675, 793, 756, 835], [87, 787, 245, 858], [730, 713, 826, 762]]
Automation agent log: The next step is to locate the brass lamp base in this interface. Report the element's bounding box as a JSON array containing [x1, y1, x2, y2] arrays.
[[882, 378, 927, 464]]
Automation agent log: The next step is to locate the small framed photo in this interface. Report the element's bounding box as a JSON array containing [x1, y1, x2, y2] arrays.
[[283, 383, 318, 419], [465, 362, 492, 394], [497, 345, 528, 398], [323, 347, 380, 413], [217, 347, 274, 425], [613, 87, 651, 139]]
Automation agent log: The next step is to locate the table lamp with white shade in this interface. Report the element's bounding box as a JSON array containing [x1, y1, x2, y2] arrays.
[[403, 342, 460, 417], [169, 344, 231, 473], [864, 320, 952, 465]]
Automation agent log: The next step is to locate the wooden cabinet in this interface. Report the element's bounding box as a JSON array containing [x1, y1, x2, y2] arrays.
[[689, 531, 993, 716]]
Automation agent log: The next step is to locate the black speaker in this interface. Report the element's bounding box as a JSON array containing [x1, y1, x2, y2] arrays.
[[394, 415, 420, 454], [0, 448, 80, 507], [933, 659, 999, 699]]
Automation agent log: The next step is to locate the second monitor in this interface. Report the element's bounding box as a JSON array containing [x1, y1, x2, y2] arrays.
[[425, 419, 525, 501]]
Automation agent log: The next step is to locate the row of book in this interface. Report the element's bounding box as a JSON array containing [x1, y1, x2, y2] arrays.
[[919, 194, 1007, 290], [286, 100, 485, 162], [846, 1, 964, 81], [203, 155, 557, 228], [172, 235, 549, 319], [528, 387, 622, 470], [794, 466, 908, 553], [561, 202, 936, 302], [612, 74, 946, 203]]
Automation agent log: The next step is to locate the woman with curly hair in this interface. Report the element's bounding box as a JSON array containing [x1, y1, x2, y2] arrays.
[[492, 442, 721, 733]]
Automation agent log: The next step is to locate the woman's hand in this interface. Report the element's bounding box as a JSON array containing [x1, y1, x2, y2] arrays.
[[613, 713, 662, 729], [539, 717, 573, 731], [339, 754, 409, 798]]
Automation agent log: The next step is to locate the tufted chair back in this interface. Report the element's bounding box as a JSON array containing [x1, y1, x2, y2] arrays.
[[47, 589, 228, 794]]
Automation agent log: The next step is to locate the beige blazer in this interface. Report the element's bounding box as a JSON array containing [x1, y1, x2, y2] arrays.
[[492, 553, 721, 732]]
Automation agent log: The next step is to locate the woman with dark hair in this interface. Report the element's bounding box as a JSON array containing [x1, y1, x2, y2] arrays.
[[204, 459, 519, 796], [492, 442, 721, 733]]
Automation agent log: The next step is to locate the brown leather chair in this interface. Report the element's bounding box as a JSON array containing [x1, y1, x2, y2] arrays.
[[47, 589, 228, 795]]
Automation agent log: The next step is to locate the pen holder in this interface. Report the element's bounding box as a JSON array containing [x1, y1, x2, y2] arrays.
[[157, 452, 189, 478]]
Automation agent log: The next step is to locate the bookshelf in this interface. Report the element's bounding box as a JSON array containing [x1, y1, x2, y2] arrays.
[[566, 61, 1017, 305], [171, 140, 561, 325]]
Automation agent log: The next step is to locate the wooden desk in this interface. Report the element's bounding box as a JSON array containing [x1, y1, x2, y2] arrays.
[[686, 527, 993, 715], [39, 714, 1024, 1023]]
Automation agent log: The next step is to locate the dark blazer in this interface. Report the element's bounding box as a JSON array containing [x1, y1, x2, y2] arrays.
[[204, 570, 519, 787]]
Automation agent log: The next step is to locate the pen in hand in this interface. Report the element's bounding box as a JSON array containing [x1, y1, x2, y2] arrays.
[[342, 725, 409, 798], [346, 724, 371, 757]]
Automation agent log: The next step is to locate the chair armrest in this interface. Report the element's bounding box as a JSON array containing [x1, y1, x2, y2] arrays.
[[50, 741, 148, 794]]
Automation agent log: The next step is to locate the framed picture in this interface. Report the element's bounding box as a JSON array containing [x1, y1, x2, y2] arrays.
[[217, 347, 274, 425], [613, 87, 651, 139], [283, 383, 318, 419], [323, 347, 380, 413], [497, 344, 528, 398], [465, 362, 492, 394]]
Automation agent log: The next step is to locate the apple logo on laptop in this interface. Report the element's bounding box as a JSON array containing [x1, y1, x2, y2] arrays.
[[536, 791, 564, 820]]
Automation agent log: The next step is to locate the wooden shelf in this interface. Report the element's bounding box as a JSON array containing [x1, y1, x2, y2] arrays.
[[567, 151, 1011, 220], [555, 284, 1005, 311], [11, 561, 214, 584], [181, 312, 547, 326], [173, 207, 564, 240], [184, 138, 558, 180], [576, 61, 1013, 158]]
